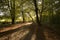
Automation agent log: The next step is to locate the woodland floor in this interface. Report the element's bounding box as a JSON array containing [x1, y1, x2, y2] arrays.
[[0, 22, 60, 40]]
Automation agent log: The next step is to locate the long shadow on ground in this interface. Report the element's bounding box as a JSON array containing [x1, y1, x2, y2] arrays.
[[20, 24, 35, 40], [0, 23, 32, 37], [0, 23, 60, 40]]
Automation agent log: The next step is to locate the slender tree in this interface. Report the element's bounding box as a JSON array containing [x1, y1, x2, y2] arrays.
[[20, 0, 25, 23], [10, 0, 15, 24]]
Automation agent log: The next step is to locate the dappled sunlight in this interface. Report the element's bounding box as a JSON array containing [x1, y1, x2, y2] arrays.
[[0, 19, 5, 22], [9, 29, 30, 40], [0, 29, 30, 40], [24, 22, 32, 25], [0, 22, 60, 40], [0, 22, 32, 32], [31, 34, 36, 40], [0, 0, 60, 40]]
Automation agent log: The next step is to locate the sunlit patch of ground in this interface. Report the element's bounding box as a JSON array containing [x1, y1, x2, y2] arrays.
[[9, 29, 30, 40], [31, 34, 36, 40], [0, 29, 30, 40], [0, 23, 60, 40], [0, 22, 32, 32]]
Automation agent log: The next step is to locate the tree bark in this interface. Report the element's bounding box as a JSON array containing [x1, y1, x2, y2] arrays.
[[33, 0, 46, 40], [22, 11, 25, 23], [33, 0, 40, 24], [10, 0, 15, 24]]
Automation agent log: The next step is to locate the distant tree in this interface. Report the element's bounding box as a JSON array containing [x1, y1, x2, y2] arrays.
[[10, 0, 15, 24], [21, 4, 25, 23]]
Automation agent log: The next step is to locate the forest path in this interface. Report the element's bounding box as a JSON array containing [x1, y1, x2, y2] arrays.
[[44, 27, 60, 40], [0, 22, 32, 32], [0, 22, 60, 40]]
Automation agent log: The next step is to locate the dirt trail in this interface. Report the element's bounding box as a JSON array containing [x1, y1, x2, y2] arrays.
[[0, 23, 60, 40], [0, 22, 32, 32], [44, 27, 60, 40]]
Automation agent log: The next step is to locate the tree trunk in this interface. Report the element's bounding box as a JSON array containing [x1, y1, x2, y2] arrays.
[[33, 0, 40, 24], [10, 0, 15, 24], [39, 0, 44, 25], [33, 0, 46, 40], [22, 11, 25, 23]]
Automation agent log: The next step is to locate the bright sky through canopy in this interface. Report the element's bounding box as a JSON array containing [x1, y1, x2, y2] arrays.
[[0, 12, 4, 16]]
